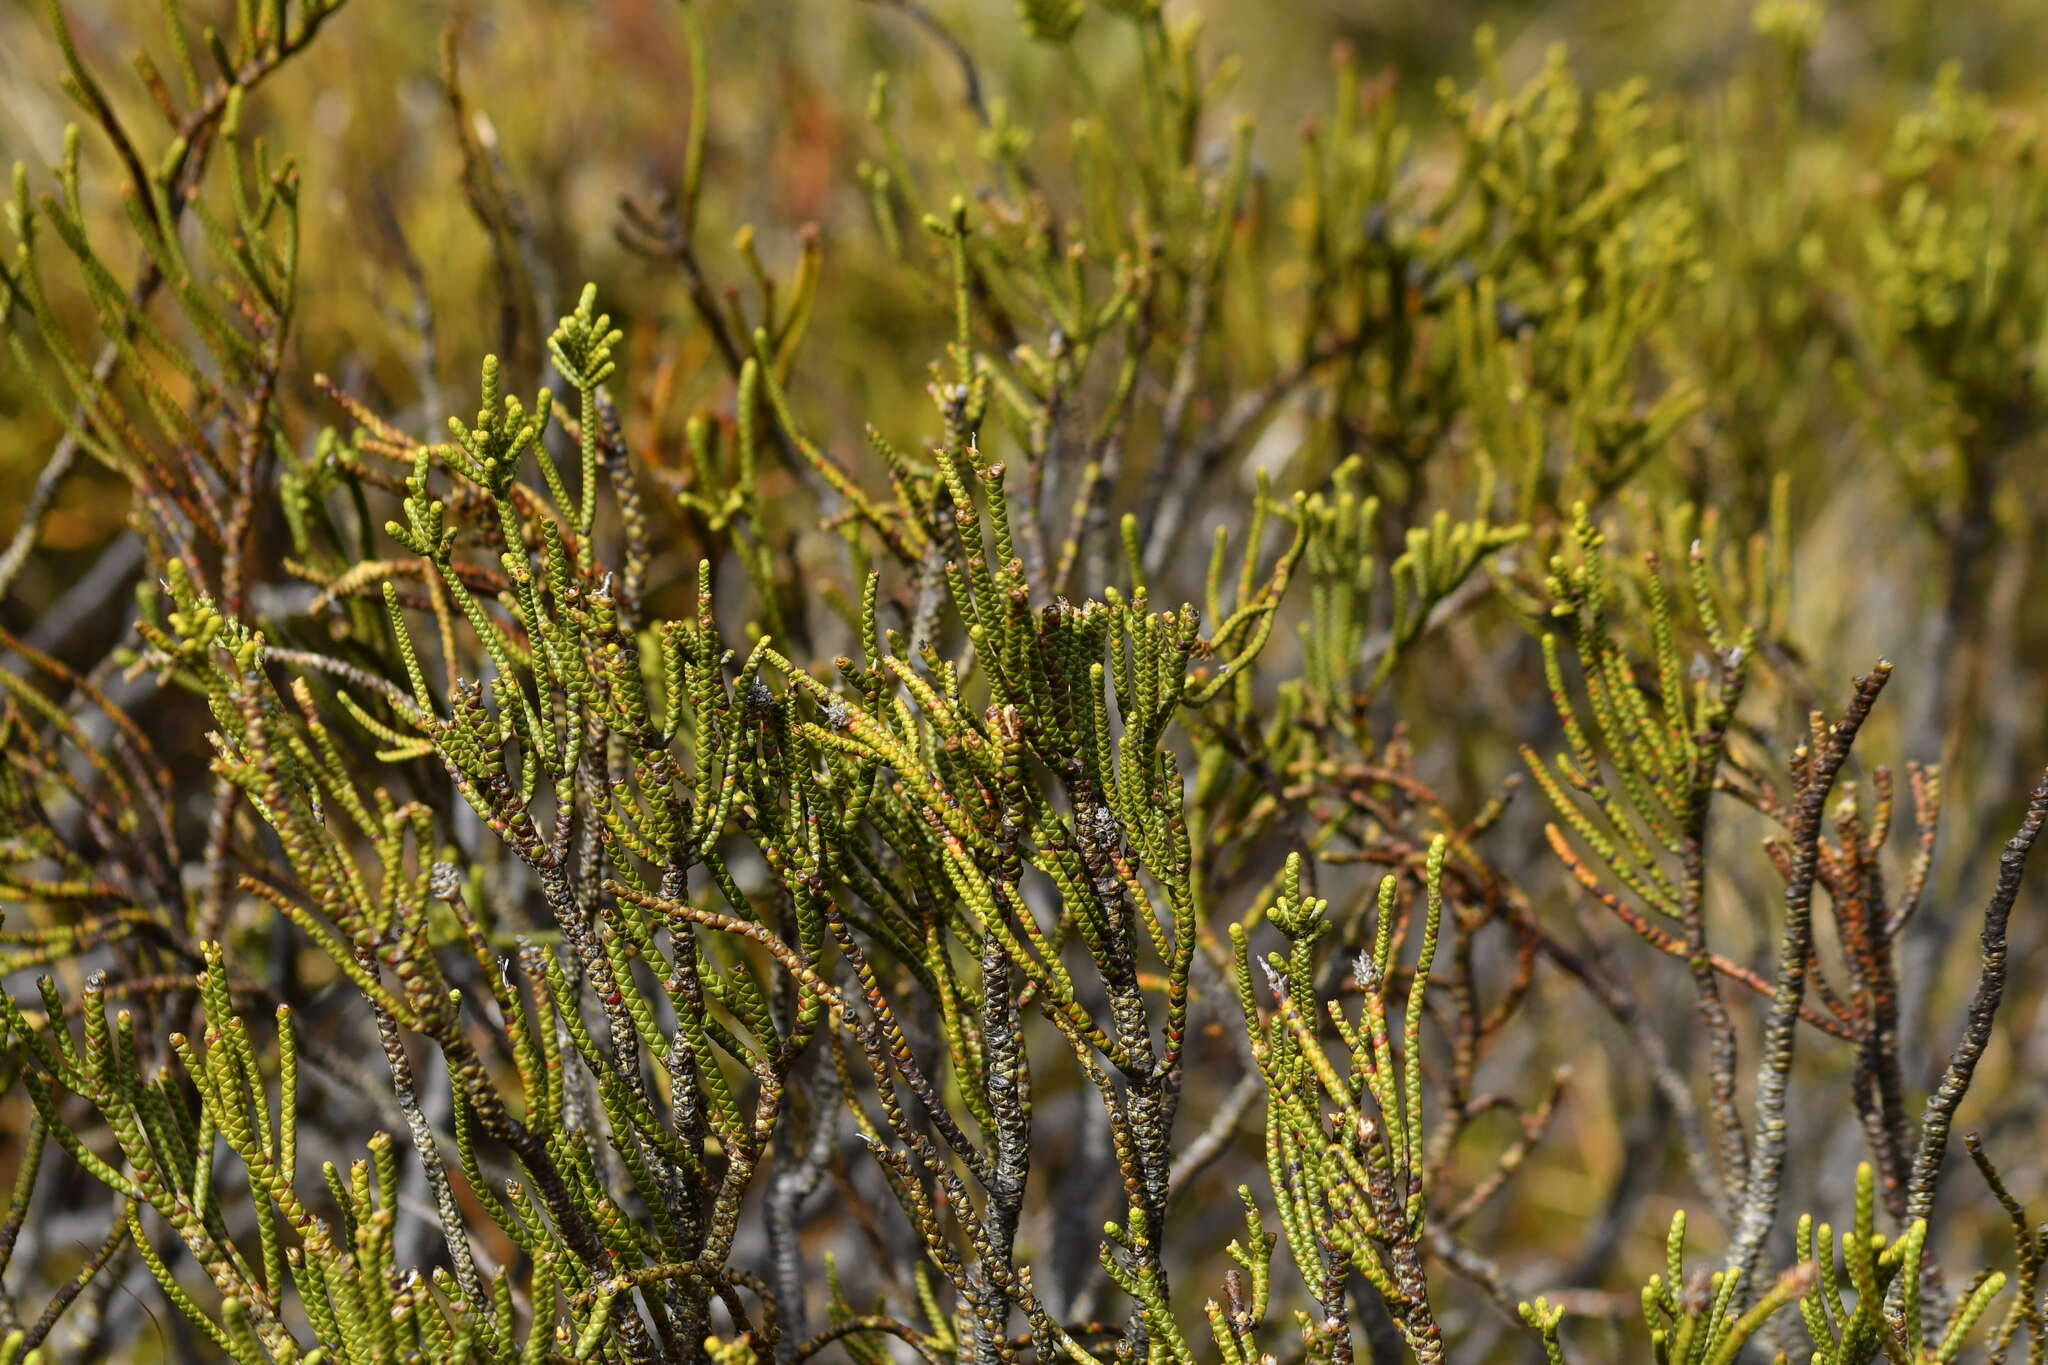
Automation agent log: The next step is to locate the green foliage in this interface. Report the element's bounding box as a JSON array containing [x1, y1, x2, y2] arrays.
[[1228, 843, 1451, 1363]]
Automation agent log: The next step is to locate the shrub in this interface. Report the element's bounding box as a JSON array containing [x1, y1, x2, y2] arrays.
[[1, 1, 2046, 1362]]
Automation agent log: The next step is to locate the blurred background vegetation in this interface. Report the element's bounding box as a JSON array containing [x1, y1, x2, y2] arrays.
[[5, 0, 2043, 581], [6, 0, 2046, 661]]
